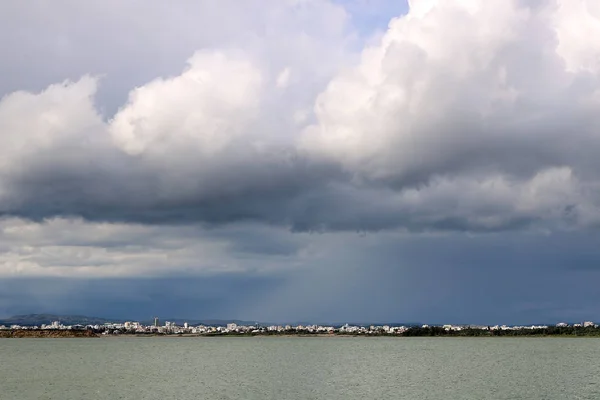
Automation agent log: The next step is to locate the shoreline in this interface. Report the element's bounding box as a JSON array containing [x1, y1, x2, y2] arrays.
[[4, 330, 600, 339]]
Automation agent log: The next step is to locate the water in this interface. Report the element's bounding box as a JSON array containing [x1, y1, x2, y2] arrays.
[[2, 337, 600, 399]]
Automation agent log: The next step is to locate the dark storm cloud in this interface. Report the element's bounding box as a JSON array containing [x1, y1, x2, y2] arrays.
[[0, 147, 343, 227], [243, 231, 600, 324], [0, 273, 285, 321], [4, 231, 600, 324], [0, 154, 561, 234]]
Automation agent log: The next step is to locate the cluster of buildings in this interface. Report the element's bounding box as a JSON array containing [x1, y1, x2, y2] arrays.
[[0, 321, 87, 331], [556, 321, 597, 328], [1, 320, 597, 335]]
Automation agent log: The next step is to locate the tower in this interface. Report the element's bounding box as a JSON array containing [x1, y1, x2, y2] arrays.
[[154, 317, 159, 327]]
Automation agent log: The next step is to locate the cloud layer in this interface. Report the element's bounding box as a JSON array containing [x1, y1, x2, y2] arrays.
[[1, 0, 600, 235], [0, 217, 317, 278]]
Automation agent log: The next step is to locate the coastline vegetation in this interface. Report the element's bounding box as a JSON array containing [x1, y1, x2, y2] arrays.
[[202, 326, 600, 337]]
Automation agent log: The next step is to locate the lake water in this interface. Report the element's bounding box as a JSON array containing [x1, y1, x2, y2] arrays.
[[2, 337, 600, 399]]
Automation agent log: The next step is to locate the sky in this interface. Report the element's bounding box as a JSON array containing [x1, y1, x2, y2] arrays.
[[1, 0, 600, 325]]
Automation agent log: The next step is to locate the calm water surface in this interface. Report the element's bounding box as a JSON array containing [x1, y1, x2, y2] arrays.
[[2, 337, 600, 399]]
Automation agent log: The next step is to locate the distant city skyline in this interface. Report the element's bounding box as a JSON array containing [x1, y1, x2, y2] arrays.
[[4, 314, 600, 339], [1, 312, 598, 329]]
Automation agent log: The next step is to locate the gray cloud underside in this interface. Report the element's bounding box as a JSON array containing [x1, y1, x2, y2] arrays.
[[1, 156, 550, 233]]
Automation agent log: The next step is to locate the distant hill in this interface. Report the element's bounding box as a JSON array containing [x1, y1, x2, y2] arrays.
[[0, 314, 261, 327], [0, 314, 121, 326], [0, 314, 420, 328]]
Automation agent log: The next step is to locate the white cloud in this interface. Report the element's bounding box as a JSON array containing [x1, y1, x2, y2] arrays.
[[276, 67, 292, 89], [110, 51, 263, 157], [0, 0, 353, 104], [301, 0, 532, 178], [553, 0, 600, 73], [407, 0, 437, 18], [0, 217, 317, 278], [0, 76, 103, 170], [0, 218, 223, 277], [298, 0, 600, 228]]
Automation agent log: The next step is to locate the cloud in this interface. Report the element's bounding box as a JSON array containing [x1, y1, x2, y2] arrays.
[[4, 229, 600, 323], [110, 51, 263, 156], [0, 0, 353, 113], [300, 0, 600, 229], [554, 0, 600, 73], [1, 0, 600, 235], [0, 217, 315, 278], [276, 67, 292, 89], [0, 274, 286, 320], [0, 76, 104, 170]]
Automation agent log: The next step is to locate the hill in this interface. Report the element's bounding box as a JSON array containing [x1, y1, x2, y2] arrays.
[[0, 314, 260, 327], [0, 314, 120, 326]]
